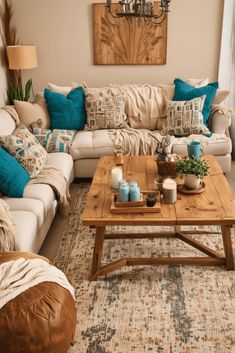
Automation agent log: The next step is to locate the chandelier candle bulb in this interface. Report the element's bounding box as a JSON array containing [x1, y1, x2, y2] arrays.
[[112, 167, 123, 190], [162, 178, 177, 204]]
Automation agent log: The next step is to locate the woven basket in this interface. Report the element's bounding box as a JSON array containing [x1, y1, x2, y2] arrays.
[[156, 159, 177, 178]]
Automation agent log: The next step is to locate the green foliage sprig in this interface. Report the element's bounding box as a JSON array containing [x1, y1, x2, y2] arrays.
[[8, 78, 32, 104], [176, 157, 209, 178]]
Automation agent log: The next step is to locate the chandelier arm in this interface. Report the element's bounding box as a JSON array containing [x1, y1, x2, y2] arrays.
[[105, 0, 170, 23], [152, 7, 165, 20], [106, 6, 122, 19], [149, 12, 167, 25]]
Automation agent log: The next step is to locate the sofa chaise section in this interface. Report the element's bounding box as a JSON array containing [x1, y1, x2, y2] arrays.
[[0, 109, 74, 253]]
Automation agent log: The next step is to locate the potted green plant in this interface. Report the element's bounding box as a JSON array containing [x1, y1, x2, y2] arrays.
[[176, 157, 209, 190]]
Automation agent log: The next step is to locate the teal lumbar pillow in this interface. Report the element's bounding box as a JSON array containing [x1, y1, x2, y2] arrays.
[[173, 78, 219, 125], [0, 147, 30, 197], [44, 87, 86, 130]]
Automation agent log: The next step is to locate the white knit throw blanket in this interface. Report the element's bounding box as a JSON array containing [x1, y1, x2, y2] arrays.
[[0, 200, 15, 252], [111, 127, 175, 156], [111, 127, 230, 156], [28, 165, 70, 218], [0, 257, 75, 309]]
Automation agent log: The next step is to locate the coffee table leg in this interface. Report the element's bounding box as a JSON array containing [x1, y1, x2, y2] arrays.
[[90, 227, 105, 280], [221, 225, 234, 270]]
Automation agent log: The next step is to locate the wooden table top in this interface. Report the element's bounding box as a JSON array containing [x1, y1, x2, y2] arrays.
[[82, 155, 235, 227]]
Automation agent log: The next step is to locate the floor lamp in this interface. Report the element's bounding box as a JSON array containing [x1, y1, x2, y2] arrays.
[[7, 45, 38, 104]]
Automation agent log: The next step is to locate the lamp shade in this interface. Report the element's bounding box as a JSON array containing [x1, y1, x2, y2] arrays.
[[7, 45, 38, 70]]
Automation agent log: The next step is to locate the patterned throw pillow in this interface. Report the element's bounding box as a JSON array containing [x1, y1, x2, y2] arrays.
[[161, 96, 210, 136], [32, 128, 76, 153], [0, 123, 47, 178], [84, 88, 128, 130]]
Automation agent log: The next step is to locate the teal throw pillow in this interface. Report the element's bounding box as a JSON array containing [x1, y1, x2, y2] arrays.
[[0, 147, 30, 197], [44, 87, 86, 130], [173, 78, 219, 125]]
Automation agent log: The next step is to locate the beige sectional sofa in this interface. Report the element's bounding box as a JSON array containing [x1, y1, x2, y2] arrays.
[[71, 109, 232, 178], [0, 81, 233, 254]]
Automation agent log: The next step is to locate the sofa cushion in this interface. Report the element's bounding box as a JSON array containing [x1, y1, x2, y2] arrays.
[[0, 123, 48, 178], [69, 130, 114, 160], [3, 197, 44, 228], [23, 184, 55, 216], [47, 152, 74, 184], [11, 211, 38, 252], [213, 89, 230, 105], [32, 128, 76, 153], [84, 87, 127, 130], [173, 78, 219, 125], [0, 109, 16, 135], [14, 94, 50, 129], [162, 96, 210, 136], [172, 134, 232, 156], [44, 87, 86, 130], [0, 147, 30, 197], [48, 82, 72, 96]]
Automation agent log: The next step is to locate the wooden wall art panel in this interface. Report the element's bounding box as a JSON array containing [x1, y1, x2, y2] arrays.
[[93, 2, 167, 65]]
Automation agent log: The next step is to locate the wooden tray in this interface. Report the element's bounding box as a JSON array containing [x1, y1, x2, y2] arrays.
[[114, 193, 144, 208], [177, 181, 206, 195], [111, 191, 161, 214]]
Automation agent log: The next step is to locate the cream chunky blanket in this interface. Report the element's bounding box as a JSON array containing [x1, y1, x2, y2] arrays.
[[0, 200, 15, 252], [0, 257, 75, 309], [111, 127, 175, 156], [28, 165, 70, 218]]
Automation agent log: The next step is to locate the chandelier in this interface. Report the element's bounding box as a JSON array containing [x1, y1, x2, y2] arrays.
[[106, 0, 171, 24]]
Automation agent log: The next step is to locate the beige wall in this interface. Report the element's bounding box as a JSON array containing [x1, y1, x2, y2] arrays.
[[8, 0, 224, 93]]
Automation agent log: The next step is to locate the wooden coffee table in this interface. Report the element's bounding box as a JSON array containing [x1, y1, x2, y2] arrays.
[[82, 155, 235, 280]]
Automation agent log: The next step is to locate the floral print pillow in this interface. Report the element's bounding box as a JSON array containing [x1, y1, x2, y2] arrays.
[[0, 123, 47, 178]]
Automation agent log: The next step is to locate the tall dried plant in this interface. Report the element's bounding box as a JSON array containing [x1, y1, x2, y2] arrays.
[[0, 0, 19, 87]]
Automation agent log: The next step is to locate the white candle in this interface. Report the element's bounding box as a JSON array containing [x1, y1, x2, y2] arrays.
[[112, 167, 123, 190], [162, 178, 177, 204]]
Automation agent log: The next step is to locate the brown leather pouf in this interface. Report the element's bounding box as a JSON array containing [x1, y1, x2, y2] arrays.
[[0, 252, 77, 353]]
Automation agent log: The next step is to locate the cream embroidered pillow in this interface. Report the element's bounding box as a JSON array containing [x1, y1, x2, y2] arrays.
[[162, 96, 210, 136], [213, 89, 230, 105], [48, 83, 72, 96], [158, 78, 210, 101], [84, 89, 128, 130], [0, 123, 47, 178], [14, 94, 50, 129]]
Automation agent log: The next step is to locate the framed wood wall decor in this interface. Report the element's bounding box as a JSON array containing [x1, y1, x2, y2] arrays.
[[93, 2, 167, 65]]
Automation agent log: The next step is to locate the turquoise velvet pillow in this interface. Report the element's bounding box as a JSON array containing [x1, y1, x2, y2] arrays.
[[0, 147, 30, 197], [173, 78, 219, 125], [44, 87, 86, 130]]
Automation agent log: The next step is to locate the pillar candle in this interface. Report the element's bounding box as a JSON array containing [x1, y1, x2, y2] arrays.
[[112, 167, 123, 190], [162, 178, 177, 204]]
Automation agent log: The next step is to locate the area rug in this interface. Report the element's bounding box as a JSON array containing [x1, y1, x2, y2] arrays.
[[54, 183, 235, 353]]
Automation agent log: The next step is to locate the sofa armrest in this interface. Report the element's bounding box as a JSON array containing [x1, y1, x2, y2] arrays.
[[209, 108, 232, 135]]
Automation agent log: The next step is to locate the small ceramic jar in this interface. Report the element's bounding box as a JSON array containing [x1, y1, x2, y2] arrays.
[[119, 182, 130, 202], [146, 194, 156, 207], [129, 184, 141, 202]]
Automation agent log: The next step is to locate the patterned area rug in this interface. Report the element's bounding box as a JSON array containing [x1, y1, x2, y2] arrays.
[[54, 183, 235, 353]]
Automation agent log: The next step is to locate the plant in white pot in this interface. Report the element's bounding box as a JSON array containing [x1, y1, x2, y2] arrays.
[[176, 157, 209, 190]]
